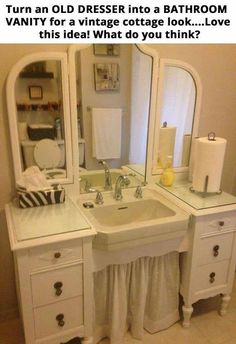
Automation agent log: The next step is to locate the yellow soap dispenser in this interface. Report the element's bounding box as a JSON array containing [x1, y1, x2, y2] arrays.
[[160, 155, 175, 187]]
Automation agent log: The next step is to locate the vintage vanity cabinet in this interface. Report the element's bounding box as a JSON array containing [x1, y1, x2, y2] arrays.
[[181, 208, 236, 327], [5, 199, 96, 344], [156, 183, 236, 327]]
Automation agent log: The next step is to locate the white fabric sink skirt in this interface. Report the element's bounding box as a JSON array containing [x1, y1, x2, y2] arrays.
[[93, 252, 179, 344]]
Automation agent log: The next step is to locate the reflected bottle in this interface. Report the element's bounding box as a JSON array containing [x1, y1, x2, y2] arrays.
[[55, 118, 62, 140], [160, 155, 175, 187]]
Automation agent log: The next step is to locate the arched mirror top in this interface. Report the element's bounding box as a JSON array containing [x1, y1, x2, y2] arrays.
[[6, 52, 73, 185], [152, 58, 202, 175], [68, 44, 159, 193]]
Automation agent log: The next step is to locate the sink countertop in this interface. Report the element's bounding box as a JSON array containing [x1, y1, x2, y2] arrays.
[[5, 196, 95, 251]]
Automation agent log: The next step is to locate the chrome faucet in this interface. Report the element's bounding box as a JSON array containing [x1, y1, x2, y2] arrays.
[[88, 188, 104, 205], [114, 175, 130, 200], [80, 178, 91, 193], [98, 160, 112, 191], [134, 185, 143, 199]]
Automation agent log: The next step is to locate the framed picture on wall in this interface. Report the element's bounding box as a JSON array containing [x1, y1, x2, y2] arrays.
[[94, 63, 120, 91], [93, 44, 120, 56], [28, 85, 43, 100]]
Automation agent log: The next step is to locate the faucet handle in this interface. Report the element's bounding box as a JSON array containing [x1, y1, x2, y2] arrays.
[[88, 188, 104, 205], [123, 175, 131, 186], [95, 191, 104, 205], [134, 185, 143, 199]]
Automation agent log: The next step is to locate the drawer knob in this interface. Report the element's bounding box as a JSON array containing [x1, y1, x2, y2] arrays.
[[219, 221, 225, 227], [209, 272, 216, 283], [54, 281, 63, 296], [56, 313, 65, 327], [54, 252, 61, 259], [213, 245, 220, 257]]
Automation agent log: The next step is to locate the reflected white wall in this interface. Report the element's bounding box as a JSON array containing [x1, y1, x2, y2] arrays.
[[129, 46, 152, 165]]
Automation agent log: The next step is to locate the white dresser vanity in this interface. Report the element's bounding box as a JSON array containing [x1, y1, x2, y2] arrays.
[[5, 184, 236, 343], [156, 181, 236, 327], [5, 198, 96, 344], [5, 43, 236, 343]]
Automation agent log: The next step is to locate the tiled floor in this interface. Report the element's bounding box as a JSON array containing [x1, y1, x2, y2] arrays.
[[1, 277, 236, 344]]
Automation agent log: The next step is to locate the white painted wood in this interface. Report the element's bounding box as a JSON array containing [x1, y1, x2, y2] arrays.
[[68, 44, 91, 194], [193, 260, 229, 292], [5, 201, 95, 344], [28, 240, 83, 271], [31, 263, 83, 307], [82, 237, 94, 339], [197, 233, 233, 265], [180, 208, 236, 326], [14, 250, 36, 343], [136, 44, 159, 183], [35, 325, 84, 344], [34, 296, 83, 339]]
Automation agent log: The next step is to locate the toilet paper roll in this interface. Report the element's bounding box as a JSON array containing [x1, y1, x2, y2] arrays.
[[158, 126, 176, 168], [181, 134, 191, 167], [192, 136, 227, 193]]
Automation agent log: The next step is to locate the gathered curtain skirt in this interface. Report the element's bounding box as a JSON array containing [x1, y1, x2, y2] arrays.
[[93, 252, 179, 344]]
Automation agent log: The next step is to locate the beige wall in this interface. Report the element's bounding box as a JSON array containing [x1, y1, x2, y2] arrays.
[[79, 45, 132, 170], [0, 44, 236, 319]]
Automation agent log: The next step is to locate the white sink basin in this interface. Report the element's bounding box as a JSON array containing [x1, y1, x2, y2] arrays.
[[78, 187, 189, 250], [90, 199, 175, 227]]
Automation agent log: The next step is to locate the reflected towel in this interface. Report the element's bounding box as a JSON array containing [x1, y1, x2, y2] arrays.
[[92, 108, 122, 159]]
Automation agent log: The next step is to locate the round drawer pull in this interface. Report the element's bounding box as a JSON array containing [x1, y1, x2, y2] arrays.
[[56, 313, 65, 327], [219, 221, 225, 227], [54, 252, 61, 259], [209, 272, 216, 283], [213, 245, 220, 257], [54, 281, 63, 296]]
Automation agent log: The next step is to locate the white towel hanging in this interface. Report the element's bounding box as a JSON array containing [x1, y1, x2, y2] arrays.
[[92, 108, 122, 159]]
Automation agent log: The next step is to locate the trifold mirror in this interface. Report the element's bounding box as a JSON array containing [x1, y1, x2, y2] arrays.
[[6, 45, 201, 193], [68, 44, 158, 193]]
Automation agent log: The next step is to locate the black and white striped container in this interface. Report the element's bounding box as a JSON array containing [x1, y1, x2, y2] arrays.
[[17, 188, 65, 208]]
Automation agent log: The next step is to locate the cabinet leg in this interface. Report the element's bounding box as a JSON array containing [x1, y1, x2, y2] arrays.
[[182, 305, 193, 328], [220, 294, 231, 316]]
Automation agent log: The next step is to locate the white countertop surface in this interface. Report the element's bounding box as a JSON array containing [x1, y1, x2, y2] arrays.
[[5, 197, 95, 250]]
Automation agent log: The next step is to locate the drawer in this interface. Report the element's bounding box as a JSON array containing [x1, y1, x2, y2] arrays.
[[28, 240, 83, 270], [34, 296, 83, 339], [193, 260, 229, 293], [198, 212, 236, 236], [31, 264, 83, 307], [196, 232, 234, 266]]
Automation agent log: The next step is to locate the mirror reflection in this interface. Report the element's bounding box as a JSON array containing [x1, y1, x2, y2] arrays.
[[15, 60, 67, 179], [157, 65, 196, 169], [75, 44, 153, 193]]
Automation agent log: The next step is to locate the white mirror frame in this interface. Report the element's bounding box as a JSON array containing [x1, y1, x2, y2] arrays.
[[68, 44, 91, 189], [150, 58, 202, 176], [68, 44, 159, 189], [6, 52, 73, 185]]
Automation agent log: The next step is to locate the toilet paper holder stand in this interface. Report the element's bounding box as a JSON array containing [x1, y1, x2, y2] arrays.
[[189, 175, 222, 198]]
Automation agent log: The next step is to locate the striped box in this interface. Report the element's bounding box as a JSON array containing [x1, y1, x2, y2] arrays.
[[17, 188, 65, 208]]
